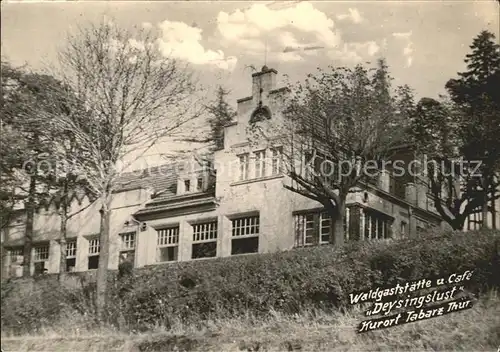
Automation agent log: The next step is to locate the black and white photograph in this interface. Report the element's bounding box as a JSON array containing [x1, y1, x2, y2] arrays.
[[1, 1, 499, 351]]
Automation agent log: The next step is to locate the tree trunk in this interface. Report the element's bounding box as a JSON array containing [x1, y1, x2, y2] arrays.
[[96, 197, 112, 321], [58, 186, 68, 283], [333, 209, 345, 246], [449, 213, 467, 231], [481, 176, 491, 229], [22, 175, 37, 277], [491, 187, 497, 229], [327, 196, 346, 247]]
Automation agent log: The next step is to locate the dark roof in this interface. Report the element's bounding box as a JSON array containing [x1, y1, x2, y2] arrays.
[[135, 192, 216, 215], [114, 164, 177, 196]]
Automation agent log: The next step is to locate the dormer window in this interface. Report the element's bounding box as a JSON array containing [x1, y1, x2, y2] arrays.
[[184, 180, 191, 192]]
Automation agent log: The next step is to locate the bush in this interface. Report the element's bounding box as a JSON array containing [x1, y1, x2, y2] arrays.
[[2, 229, 499, 334], [116, 229, 499, 330]]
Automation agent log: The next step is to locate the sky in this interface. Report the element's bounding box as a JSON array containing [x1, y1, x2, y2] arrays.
[[1, 0, 499, 168]]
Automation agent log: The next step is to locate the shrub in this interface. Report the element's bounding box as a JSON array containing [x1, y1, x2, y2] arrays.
[[1, 229, 499, 334]]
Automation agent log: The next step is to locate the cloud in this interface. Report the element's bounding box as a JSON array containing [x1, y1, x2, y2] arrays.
[[392, 31, 414, 67], [336, 8, 364, 24], [157, 20, 236, 71], [216, 3, 380, 65], [142, 22, 153, 30], [212, 56, 238, 71], [217, 2, 341, 53], [392, 31, 412, 39], [352, 41, 380, 57]]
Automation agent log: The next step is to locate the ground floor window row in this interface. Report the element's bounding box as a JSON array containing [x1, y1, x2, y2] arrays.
[[294, 206, 394, 247], [5, 215, 262, 272], [6, 207, 402, 274], [156, 215, 261, 261]]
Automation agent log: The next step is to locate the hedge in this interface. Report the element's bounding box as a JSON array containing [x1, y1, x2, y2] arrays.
[[2, 228, 499, 334]]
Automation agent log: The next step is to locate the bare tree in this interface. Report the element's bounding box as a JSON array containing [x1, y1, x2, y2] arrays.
[[44, 21, 203, 318], [249, 60, 407, 246]]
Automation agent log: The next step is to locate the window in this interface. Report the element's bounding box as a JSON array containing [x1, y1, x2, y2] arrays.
[[89, 238, 100, 255], [9, 247, 23, 264], [295, 212, 333, 246], [416, 219, 429, 234], [34, 245, 49, 275], [467, 209, 482, 230], [295, 213, 315, 246], [250, 105, 271, 123], [362, 210, 392, 240], [121, 232, 135, 250], [197, 177, 203, 191], [34, 245, 49, 261], [254, 150, 266, 178], [88, 238, 100, 270], [184, 179, 191, 192], [66, 241, 77, 272], [401, 221, 408, 236], [271, 147, 282, 175], [239, 154, 249, 181], [157, 227, 179, 262], [119, 232, 136, 265], [192, 221, 218, 259], [319, 212, 331, 244], [231, 216, 259, 255], [66, 241, 77, 258]]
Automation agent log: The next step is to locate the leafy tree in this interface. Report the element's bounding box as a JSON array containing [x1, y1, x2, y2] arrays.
[[252, 59, 405, 245], [0, 61, 60, 276], [445, 30, 500, 228], [206, 86, 236, 151], [409, 97, 482, 230], [409, 30, 500, 230]]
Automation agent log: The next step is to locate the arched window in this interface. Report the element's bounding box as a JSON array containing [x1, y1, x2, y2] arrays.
[[249, 103, 271, 124]]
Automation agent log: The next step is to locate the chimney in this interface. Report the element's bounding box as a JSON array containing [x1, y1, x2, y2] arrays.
[[252, 65, 277, 101], [405, 182, 417, 205], [378, 169, 390, 193]]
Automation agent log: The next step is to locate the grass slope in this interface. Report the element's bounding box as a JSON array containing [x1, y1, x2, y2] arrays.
[[2, 291, 499, 352]]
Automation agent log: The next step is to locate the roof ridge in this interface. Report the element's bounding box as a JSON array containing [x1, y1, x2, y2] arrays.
[[117, 162, 177, 179]]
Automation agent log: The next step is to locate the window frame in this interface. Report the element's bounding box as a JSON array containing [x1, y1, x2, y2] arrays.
[[9, 247, 24, 264], [238, 153, 249, 181], [33, 245, 49, 262], [254, 150, 266, 178], [192, 221, 218, 259], [66, 240, 77, 258], [120, 232, 136, 251], [362, 209, 392, 240], [88, 238, 100, 256], [196, 177, 203, 191], [231, 215, 260, 239], [295, 211, 331, 247], [231, 215, 260, 255], [87, 237, 100, 270], [271, 147, 283, 175], [156, 226, 180, 262]]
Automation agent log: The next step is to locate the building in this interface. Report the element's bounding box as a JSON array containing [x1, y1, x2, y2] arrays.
[[2, 66, 489, 279]]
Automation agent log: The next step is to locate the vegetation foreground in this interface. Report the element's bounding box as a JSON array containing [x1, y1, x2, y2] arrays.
[[2, 229, 500, 351], [1, 291, 499, 352]]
